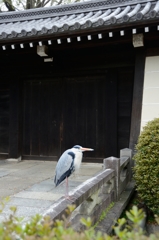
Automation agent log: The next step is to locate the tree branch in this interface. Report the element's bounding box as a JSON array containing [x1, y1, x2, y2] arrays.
[[43, 0, 52, 6], [3, 0, 15, 11], [56, 0, 63, 5], [26, 0, 31, 9], [35, 0, 42, 7]]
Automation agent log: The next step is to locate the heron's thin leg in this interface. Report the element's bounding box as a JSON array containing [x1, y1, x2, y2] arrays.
[[66, 177, 69, 197], [64, 177, 74, 201]]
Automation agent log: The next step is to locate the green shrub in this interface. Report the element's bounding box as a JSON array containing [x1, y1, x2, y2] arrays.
[[0, 200, 159, 240], [133, 118, 159, 213]]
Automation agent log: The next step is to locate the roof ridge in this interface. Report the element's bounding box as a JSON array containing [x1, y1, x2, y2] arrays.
[[0, 0, 156, 23]]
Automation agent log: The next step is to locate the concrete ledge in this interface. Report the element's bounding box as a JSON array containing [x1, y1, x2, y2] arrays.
[[95, 181, 135, 234], [43, 169, 115, 221]]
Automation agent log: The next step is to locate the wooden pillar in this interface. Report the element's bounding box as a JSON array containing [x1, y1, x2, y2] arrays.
[[129, 48, 146, 153], [9, 79, 22, 159]]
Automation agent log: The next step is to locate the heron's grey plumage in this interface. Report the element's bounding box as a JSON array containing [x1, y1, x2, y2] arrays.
[[54, 145, 94, 197], [54, 149, 75, 186]]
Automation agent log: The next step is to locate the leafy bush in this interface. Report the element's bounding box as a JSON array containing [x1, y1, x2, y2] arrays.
[[133, 118, 159, 214], [0, 199, 159, 240]]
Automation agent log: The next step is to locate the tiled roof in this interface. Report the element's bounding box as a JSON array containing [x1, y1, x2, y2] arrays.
[[0, 0, 159, 42]]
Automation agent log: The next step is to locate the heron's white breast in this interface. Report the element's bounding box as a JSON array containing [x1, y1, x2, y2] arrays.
[[74, 151, 83, 171]]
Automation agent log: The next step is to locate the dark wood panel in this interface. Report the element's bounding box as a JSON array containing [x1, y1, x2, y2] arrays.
[[30, 82, 40, 155], [9, 79, 22, 159], [0, 40, 136, 161], [23, 82, 31, 155], [117, 68, 134, 154], [20, 44, 135, 161], [22, 67, 134, 161], [85, 77, 97, 153], [96, 78, 106, 157], [39, 82, 49, 156], [0, 44, 135, 81], [62, 78, 76, 151], [0, 87, 9, 153], [61, 75, 118, 160], [76, 78, 87, 147], [48, 80, 62, 157], [105, 72, 118, 157], [23, 80, 63, 157]]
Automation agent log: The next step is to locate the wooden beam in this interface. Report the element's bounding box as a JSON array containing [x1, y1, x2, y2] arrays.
[[98, 33, 102, 39], [87, 35, 92, 40], [129, 48, 145, 154], [67, 38, 71, 43], [120, 30, 124, 36], [20, 43, 24, 48], [29, 42, 33, 47], [109, 32, 113, 37], [77, 36, 81, 41], [2, 45, 6, 50]]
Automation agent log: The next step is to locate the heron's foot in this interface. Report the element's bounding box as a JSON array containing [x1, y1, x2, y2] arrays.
[[64, 195, 75, 202]]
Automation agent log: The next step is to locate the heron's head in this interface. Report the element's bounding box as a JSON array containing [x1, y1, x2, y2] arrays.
[[73, 145, 94, 152]]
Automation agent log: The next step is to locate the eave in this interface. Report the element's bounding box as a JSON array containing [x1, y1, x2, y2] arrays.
[[0, 0, 159, 50]]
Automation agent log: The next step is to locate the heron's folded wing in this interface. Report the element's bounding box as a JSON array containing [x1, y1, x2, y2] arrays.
[[54, 150, 74, 186]]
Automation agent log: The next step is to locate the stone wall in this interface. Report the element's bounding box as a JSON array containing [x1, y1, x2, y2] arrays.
[[43, 148, 133, 231], [141, 56, 159, 130]]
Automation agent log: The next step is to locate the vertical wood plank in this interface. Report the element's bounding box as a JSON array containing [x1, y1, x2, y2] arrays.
[[129, 49, 146, 153], [9, 79, 22, 159], [85, 77, 96, 152], [0, 85, 9, 154], [30, 82, 40, 155], [97, 77, 106, 158], [75, 78, 87, 147], [48, 80, 61, 157], [23, 82, 31, 155], [39, 82, 49, 156], [104, 71, 118, 157], [62, 78, 76, 151]]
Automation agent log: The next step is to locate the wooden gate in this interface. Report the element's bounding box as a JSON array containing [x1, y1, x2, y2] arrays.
[[22, 72, 118, 162]]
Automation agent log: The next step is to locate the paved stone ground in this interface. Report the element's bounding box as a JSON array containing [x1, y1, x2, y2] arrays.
[[1, 159, 158, 237], [0, 159, 103, 223]]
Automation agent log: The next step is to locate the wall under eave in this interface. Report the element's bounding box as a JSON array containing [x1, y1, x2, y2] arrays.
[[141, 56, 159, 130]]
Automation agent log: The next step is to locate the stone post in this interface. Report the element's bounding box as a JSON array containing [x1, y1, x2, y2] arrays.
[[120, 148, 133, 180], [103, 157, 120, 201]]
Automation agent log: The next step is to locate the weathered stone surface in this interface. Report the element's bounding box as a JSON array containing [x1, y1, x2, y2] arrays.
[[0, 151, 135, 235], [95, 181, 135, 234], [0, 160, 102, 223], [44, 169, 114, 221]]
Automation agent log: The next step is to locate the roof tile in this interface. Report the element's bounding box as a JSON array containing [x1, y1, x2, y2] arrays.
[[0, 0, 158, 42]]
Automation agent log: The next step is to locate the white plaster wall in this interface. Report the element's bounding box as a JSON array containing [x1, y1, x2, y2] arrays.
[[141, 56, 159, 130]]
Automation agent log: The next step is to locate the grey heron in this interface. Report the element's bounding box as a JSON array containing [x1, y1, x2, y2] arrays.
[[54, 145, 94, 199]]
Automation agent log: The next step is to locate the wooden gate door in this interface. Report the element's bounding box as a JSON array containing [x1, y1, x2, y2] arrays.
[[61, 73, 117, 161], [22, 72, 118, 161], [23, 79, 64, 160]]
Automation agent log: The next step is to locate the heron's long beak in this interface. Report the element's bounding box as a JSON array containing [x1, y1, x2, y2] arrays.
[[81, 147, 94, 152]]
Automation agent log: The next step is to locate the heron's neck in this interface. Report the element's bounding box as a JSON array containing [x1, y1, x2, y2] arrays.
[[74, 151, 83, 170]]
